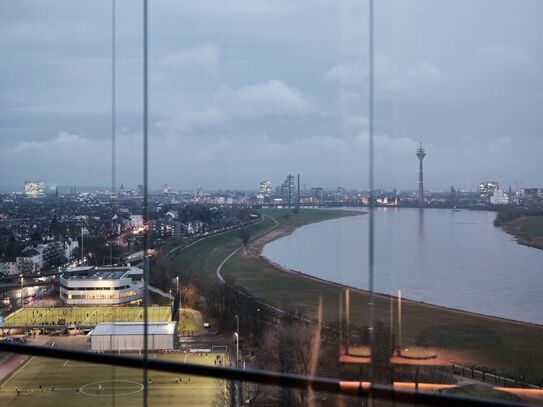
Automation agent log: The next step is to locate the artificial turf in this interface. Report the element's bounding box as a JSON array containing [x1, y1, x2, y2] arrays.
[[3, 306, 171, 327], [0, 352, 227, 407]]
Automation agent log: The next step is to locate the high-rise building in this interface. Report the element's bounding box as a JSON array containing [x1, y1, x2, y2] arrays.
[[259, 180, 272, 197], [480, 181, 498, 203], [490, 189, 509, 205], [416, 142, 426, 206], [24, 181, 45, 197]]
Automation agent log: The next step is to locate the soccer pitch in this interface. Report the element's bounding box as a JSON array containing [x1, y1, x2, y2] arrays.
[[3, 306, 171, 326], [0, 352, 227, 407]]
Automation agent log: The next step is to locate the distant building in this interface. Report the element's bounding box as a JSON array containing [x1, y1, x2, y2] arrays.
[[0, 261, 19, 276], [24, 181, 45, 197], [490, 189, 509, 205], [480, 181, 499, 204], [16, 249, 42, 274], [449, 186, 457, 206], [60, 266, 143, 305], [278, 175, 295, 205], [259, 180, 272, 197], [310, 187, 324, 203]]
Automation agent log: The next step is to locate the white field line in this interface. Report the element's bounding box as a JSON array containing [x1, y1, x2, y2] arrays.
[[63, 361, 102, 368], [2, 356, 35, 386], [82, 308, 98, 324]]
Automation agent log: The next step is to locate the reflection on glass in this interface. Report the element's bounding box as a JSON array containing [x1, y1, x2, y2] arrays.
[[1, 1, 543, 406]]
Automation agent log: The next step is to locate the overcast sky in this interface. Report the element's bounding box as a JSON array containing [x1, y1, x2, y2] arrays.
[[1, 0, 542, 192]]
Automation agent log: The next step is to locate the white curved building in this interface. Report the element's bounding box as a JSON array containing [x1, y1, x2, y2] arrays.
[[60, 266, 143, 305]]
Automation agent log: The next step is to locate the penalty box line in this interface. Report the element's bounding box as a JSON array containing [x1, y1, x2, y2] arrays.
[[63, 359, 102, 368]]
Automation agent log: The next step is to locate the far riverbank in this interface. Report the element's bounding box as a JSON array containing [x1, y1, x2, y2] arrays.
[[501, 216, 543, 251]]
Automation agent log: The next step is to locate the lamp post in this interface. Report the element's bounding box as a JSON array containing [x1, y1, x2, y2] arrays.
[[234, 314, 240, 367], [234, 332, 239, 368], [20, 275, 24, 308]]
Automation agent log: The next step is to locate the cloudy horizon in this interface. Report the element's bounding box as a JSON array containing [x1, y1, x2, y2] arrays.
[[1, 0, 542, 192]]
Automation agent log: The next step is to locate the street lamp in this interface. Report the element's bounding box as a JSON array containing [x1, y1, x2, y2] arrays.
[[234, 332, 239, 368], [20, 275, 24, 308], [234, 314, 240, 367]]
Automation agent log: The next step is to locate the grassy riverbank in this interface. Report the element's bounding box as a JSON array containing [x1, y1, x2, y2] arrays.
[[222, 210, 543, 381], [172, 208, 543, 382], [503, 216, 543, 251], [171, 208, 360, 284]]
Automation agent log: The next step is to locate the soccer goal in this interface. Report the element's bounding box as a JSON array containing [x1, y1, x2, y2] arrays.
[[211, 345, 228, 353]]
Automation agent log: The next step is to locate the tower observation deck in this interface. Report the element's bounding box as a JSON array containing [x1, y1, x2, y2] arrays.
[[416, 142, 426, 206]]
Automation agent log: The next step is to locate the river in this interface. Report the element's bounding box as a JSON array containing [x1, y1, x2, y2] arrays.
[[262, 208, 543, 325]]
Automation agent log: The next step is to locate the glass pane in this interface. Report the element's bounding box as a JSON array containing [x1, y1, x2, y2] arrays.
[[2, 1, 542, 407]]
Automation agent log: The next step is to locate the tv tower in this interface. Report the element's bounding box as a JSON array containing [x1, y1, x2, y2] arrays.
[[416, 141, 426, 206]]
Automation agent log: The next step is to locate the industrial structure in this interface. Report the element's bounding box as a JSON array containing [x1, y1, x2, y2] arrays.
[[416, 142, 426, 206]]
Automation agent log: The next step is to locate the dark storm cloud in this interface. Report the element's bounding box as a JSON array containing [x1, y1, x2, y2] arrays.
[[1, 0, 542, 191]]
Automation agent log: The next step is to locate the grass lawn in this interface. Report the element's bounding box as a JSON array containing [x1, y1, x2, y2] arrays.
[[178, 310, 199, 333], [172, 215, 276, 281], [517, 216, 543, 239], [4, 306, 171, 326], [0, 352, 227, 407]]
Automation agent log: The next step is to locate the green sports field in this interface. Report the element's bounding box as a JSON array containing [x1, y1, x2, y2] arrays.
[[0, 352, 227, 407], [3, 306, 171, 326]]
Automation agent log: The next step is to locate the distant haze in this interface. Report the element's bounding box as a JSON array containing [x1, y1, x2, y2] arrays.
[[1, 1, 542, 191]]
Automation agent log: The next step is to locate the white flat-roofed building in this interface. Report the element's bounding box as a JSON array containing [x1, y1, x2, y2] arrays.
[[60, 266, 143, 305], [90, 321, 177, 352]]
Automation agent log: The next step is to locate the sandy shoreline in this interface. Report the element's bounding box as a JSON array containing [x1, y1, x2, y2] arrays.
[[246, 216, 543, 330]]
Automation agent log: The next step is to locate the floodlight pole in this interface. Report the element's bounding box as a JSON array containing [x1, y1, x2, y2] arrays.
[[234, 332, 239, 368], [20, 275, 23, 308], [234, 314, 240, 367]]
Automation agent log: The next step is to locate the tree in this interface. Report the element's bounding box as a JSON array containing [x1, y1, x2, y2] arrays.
[[239, 227, 251, 247], [181, 282, 198, 309], [259, 320, 339, 406]]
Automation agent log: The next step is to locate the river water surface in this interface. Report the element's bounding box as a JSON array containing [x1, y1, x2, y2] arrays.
[[262, 208, 543, 324]]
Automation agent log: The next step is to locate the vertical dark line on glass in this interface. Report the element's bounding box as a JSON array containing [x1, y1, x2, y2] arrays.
[[111, 1, 117, 404], [111, 0, 116, 197], [142, 0, 150, 406], [368, 0, 376, 387]]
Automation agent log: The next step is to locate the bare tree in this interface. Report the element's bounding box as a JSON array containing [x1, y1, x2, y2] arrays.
[[259, 320, 339, 406], [239, 227, 251, 247]]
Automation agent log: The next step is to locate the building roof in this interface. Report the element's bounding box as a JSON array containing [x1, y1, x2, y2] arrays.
[[91, 321, 176, 336], [62, 266, 141, 281]]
